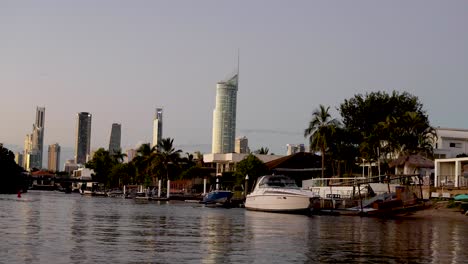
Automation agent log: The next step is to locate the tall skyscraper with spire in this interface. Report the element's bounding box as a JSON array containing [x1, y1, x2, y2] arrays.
[[108, 123, 122, 155], [152, 108, 163, 148], [75, 112, 92, 165], [212, 72, 239, 153], [24, 107, 45, 170]]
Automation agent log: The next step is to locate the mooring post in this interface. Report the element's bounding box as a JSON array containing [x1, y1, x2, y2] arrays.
[[203, 177, 207, 195], [158, 179, 161, 197], [167, 180, 170, 199], [244, 174, 249, 199]]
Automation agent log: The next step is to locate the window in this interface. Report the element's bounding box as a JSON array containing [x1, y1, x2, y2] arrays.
[[449, 142, 462, 148]]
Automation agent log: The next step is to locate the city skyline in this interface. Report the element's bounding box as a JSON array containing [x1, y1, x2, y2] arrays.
[[1, 1, 468, 158]]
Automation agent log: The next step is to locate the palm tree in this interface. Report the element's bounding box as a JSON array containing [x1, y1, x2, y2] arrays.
[[254, 147, 269, 155], [399, 111, 437, 156], [133, 143, 157, 184], [304, 105, 340, 178], [157, 138, 182, 181], [111, 149, 127, 164]]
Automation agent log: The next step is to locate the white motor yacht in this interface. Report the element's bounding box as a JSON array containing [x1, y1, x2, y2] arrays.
[[245, 175, 318, 213]]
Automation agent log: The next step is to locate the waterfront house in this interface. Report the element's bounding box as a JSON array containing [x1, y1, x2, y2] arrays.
[[30, 170, 56, 190], [434, 127, 468, 158], [434, 157, 468, 188], [203, 153, 283, 177], [265, 152, 322, 184]]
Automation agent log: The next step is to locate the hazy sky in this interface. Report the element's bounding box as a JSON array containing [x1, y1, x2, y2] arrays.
[[1, 1, 468, 160]]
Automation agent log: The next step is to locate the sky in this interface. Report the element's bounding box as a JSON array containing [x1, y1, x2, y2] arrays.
[[1, 1, 468, 165]]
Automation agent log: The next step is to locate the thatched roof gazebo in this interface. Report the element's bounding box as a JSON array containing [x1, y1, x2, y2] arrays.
[[389, 154, 434, 175]]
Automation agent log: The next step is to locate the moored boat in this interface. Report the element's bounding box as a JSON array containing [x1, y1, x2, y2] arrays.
[[245, 175, 318, 213], [201, 190, 233, 206]]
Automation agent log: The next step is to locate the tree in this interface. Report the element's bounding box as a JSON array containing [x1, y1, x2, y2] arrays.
[[326, 127, 359, 177], [85, 148, 114, 185], [108, 162, 135, 187], [111, 149, 127, 164], [132, 143, 157, 185], [339, 91, 435, 163], [254, 147, 269, 155], [234, 154, 269, 187], [0, 144, 27, 193], [157, 138, 182, 181], [304, 105, 340, 178]]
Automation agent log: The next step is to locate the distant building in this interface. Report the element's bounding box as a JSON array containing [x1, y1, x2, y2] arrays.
[[434, 127, 468, 158], [126, 149, 137, 163], [48, 143, 61, 172], [23, 107, 45, 170], [108, 123, 122, 155], [203, 153, 283, 177], [64, 159, 79, 175], [152, 108, 163, 148], [286, 144, 306, 155], [72, 168, 94, 180], [15, 152, 23, 167], [23, 134, 32, 169], [212, 73, 239, 154], [235, 136, 249, 154], [75, 112, 92, 165]]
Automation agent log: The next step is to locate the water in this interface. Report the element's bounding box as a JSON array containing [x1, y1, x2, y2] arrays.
[[1, 191, 467, 264]]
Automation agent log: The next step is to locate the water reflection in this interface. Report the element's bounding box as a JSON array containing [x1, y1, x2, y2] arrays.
[[0, 192, 467, 264], [70, 197, 88, 264], [200, 208, 235, 264]]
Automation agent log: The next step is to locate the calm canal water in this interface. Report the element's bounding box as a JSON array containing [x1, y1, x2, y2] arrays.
[[1, 191, 467, 264]]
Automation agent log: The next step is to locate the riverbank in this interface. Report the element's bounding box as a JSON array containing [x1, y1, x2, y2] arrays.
[[400, 201, 468, 221]]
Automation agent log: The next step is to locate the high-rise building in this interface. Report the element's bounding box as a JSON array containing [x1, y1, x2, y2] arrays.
[[64, 159, 79, 175], [75, 112, 92, 165], [108, 123, 122, 155], [286, 144, 306, 155], [152, 108, 163, 148], [48, 143, 61, 172], [235, 136, 249, 154], [23, 134, 32, 169], [212, 73, 239, 153], [15, 152, 23, 167], [126, 148, 137, 163], [23, 107, 45, 170]]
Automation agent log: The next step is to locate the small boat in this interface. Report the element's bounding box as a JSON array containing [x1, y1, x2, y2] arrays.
[[201, 190, 233, 206], [134, 185, 153, 201], [80, 182, 106, 196], [107, 188, 124, 198], [245, 175, 317, 213]]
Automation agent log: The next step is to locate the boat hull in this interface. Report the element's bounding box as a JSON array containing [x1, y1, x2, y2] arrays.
[[201, 191, 233, 205], [245, 194, 311, 212]]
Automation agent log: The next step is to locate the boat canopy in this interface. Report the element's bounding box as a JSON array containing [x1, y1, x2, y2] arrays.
[[258, 175, 299, 189]]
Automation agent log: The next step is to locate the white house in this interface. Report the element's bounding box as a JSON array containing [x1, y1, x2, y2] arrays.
[[434, 157, 468, 188], [434, 127, 468, 158]]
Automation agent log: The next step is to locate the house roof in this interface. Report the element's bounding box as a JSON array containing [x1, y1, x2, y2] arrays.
[[31, 170, 55, 177], [389, 154, 434, 168], [265, 152, 321, 170]]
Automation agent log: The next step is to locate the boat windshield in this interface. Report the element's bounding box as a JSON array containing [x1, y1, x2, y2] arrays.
[[259, 176, 299, 189]]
